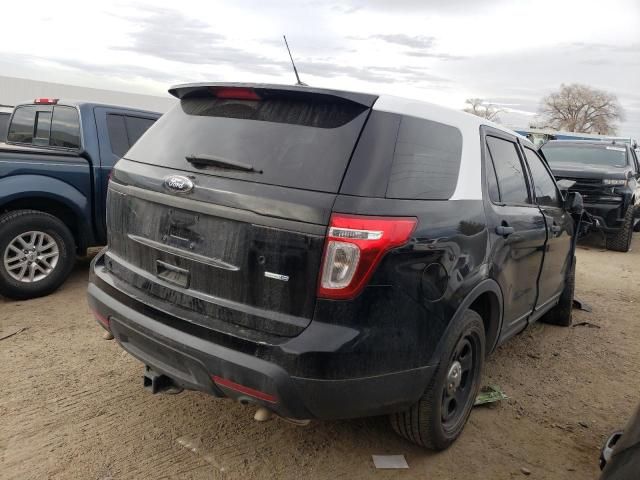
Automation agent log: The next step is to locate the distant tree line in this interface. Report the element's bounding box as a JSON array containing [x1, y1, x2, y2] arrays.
[[463, 83, 625, 135]]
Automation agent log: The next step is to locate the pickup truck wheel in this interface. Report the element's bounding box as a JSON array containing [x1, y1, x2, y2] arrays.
[[605, 206, 635, 252], [0, 210, 76, 300], [390, 309, 485, 450], [541, 256, 575, 327]]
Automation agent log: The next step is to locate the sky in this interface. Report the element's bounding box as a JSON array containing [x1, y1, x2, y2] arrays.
[[0, 0, 638, 136]]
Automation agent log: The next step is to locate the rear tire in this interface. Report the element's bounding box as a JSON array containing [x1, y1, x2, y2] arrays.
[[0, 210, 76, 300], [541, 256, 575, 327], [390, 310, 485, 450], [605, 206, 634, 252]]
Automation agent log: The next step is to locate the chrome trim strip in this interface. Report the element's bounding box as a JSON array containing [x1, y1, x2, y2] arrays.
[[128, 234, 239, 271]]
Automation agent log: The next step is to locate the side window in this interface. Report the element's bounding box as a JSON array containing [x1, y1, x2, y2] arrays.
[[106, 114, 156, 157], [486, 136, 530, 204], [50, 106, 80, 149], [125, 116, 155, 145], [0, 113, 9, 141], [7, 106, 37, 144], [386, 116, 463, 200], [106, 114, 129, 157], [631, 148, 640, 174], [485, 148, 501, 203], [523, 148, 561, 207]]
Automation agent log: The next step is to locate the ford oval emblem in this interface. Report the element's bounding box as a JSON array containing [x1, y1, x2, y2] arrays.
[[164, 175, 194, 193]]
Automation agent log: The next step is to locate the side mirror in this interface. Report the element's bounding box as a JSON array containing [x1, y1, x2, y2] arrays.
[[564, 191, 584, 215], [556, 179, 576, 192]]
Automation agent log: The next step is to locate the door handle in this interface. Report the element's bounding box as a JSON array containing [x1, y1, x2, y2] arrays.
[[551, 224, 562, 234], [495, 225, 515, 236]]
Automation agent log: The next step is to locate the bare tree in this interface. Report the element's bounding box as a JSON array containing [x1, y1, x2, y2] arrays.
[[539, 84, 624, 135], [463, 98, 503, 122]]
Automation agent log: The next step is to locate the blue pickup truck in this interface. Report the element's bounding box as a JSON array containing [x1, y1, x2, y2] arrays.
[[0, 98, 160, 299]]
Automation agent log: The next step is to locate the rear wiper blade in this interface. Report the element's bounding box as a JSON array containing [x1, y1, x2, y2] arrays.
[[185, 154, 262, 173]]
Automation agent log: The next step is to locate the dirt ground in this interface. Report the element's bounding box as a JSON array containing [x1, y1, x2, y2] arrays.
[[1, 233, 639, 480]]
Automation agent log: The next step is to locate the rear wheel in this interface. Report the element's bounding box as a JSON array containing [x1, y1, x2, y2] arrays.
[[541, 256, 575, 327], [605, 206, 635, 252], [0, 210, 76, 300], [390, 310, 485, 450]]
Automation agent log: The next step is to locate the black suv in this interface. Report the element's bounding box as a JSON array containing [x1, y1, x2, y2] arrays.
[[542, 140, 640, 252], [88, 84, 583, 450]]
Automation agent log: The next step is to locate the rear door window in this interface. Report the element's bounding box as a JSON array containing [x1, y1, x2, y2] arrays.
[[125, 90, 369, 193], [486, 136, 530, 204], [385, 116, 462, 200], [125, 116, 155, 145], [107, 114, 129, 157], [485, 148, 501, 203], [523, 147, 561, 207], [107, 114, 156, 157]]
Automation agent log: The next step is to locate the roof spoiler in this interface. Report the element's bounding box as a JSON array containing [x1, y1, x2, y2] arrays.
[[168, 82, 378, 107]]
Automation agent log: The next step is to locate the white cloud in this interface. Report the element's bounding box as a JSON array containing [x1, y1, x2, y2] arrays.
[[0, 0, 638, 135]]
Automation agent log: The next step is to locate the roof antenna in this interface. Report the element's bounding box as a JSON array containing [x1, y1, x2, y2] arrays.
[[283, 35, 307, 86]]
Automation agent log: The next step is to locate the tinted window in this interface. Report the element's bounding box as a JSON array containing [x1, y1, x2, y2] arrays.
[[486, 136, 529, 204], [125, 116, 155, 145], [107, 114, 129, 157], [386, 116, 463, 199], [125, 94, 368, 192], [181, 95, 366, 128], [7, 106, 37, 144], [630, 149, 639, 174], [524, 148, 560, 207], [34, 110, 52, 146], [0, 112, 9, 141], [485, 149, 501, 203], [542, 144, 627, 168], [50, 106, 80, 149], [107, 114, 156, 157]]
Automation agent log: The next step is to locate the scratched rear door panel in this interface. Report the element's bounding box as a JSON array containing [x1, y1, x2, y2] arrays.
[[105, 86, 374, 337]]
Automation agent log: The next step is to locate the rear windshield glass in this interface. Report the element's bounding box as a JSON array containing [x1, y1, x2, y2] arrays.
[[7, 106, 37, 144], [50, 106, 80, 149], [385, 116, 463, 200], [542, 144, 628, 168], [125, 91, 369, 193], [6, 105, 80, 149]]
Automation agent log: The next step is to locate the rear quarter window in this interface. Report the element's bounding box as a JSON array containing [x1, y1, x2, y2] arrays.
[[385, 116, 463, 200]]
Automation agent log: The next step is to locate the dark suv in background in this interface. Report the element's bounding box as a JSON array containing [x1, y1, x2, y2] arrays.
[[542, 140, 640, 251], [88, 83, 583, 450]]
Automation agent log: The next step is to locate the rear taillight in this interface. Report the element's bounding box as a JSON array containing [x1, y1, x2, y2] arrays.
[[318, 214, 417, 300]]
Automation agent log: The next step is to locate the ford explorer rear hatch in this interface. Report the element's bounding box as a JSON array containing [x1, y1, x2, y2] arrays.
[[105, 84, 376, 338]]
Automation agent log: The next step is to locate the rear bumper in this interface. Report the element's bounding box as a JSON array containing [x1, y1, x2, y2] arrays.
[[87, 253, 434, 420]]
